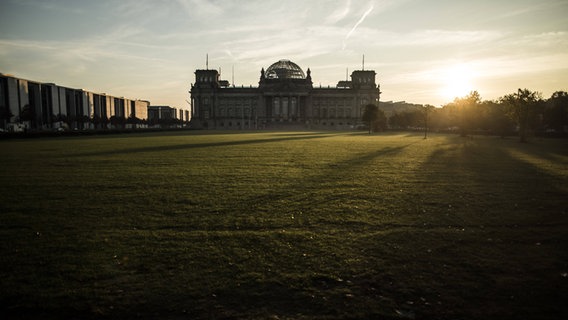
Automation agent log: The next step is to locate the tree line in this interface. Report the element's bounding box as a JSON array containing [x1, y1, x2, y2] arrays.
[[362, 89, 568, 141]]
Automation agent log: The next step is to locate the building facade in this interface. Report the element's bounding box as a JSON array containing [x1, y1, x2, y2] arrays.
[[0, 73, 150, 131], [189, 59, 380, 130]]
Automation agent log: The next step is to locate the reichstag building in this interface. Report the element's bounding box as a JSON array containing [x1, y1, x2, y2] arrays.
[[189, 59, 380, 129]]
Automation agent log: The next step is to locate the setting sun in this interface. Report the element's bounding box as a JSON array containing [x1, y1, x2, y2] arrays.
[[439, 63, 475, 101]]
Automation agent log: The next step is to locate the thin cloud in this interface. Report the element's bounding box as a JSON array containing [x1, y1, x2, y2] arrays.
[[219, 24, 346, 67], [342, 28, 505, 48], [176, 0, 223, 17], [342, 1, 374, 50], [514, 31, 568, 47], [326, 0, 351, 24], [0, 39, 57, 51], [13, 0, 84, 14], [400, 29, 504, 46]]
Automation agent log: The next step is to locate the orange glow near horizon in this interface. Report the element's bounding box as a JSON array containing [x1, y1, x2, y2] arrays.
[[439, 63, 476, 101]]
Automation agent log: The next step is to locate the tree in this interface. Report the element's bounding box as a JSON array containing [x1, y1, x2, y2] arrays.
[[453, 91, 481, 137], [126, 116, 142, 129], [0, 107, 14, 130], [362, 104, 386, 133], [423, 104, 435, 139], [375, 108, 387, 132], [77, 115, 90, 130], [485, 100, 514, 138], [544, 91, 568, 135], [110, 115, 126, 129], [500, 89, 543, 142], [19, 104, 34, 124], [101, 116, 110, 129]]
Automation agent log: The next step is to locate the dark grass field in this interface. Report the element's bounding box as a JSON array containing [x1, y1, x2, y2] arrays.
[[0, 131, 567, 319]]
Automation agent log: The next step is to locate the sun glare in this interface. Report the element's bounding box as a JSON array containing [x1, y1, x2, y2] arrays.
[[439, 63, 475, 101]]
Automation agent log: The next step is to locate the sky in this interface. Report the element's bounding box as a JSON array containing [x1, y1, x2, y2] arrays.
[[1, 0, 567, 109]]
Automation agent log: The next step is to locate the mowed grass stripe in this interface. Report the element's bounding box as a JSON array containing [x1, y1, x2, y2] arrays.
[[0, 131, 567, 319]]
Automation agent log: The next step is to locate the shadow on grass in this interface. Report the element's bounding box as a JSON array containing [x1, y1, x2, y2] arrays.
[[231, 140, 420, 227], [71, 132, 342, 157], [314, 136, 568, 320], [392, 136, 568, 318], [420, 138, 566, 211]]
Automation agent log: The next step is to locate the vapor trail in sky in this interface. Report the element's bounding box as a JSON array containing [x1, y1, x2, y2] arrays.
[[342, 2, 374, 50]]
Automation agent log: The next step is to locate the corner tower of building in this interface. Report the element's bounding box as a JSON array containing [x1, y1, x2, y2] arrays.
[[194, 69, 220, 88]]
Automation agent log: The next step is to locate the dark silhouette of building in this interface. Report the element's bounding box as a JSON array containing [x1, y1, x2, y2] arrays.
[[189, 59, 380, 130]]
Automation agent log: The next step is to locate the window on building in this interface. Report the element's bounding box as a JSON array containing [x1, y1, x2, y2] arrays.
[[282, 97, 288, 116], [290, 97, 297, 116], [273, 97, 280, 116]]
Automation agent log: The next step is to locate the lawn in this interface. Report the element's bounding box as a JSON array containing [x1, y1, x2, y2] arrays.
[[0, 131, 567, 319]]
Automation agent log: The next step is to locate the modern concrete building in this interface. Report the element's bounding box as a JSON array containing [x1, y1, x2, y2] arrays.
[[148, 105, 177, 122], [147, 105, 190, 128], [0, 73, 150, 131], [189, 59, 381, 130]]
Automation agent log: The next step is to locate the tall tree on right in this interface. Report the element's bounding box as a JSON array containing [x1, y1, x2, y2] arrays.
[[544, 91, 568, 135], [500, 89, 543, 143]]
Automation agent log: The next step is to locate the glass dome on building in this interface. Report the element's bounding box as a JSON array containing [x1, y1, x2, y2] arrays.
[[265, 59, 305, 79]]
